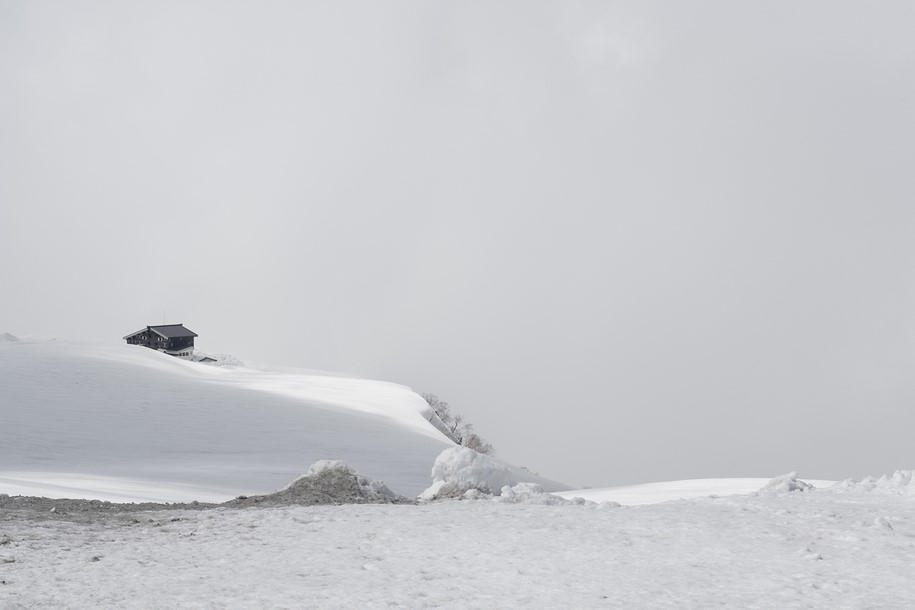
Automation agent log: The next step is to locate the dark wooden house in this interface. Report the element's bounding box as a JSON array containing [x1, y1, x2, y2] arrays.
[[124, 324, 198, 357]]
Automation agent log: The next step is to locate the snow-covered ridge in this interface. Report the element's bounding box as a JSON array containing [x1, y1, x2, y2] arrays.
[[0, 339, 456, 500], [80, 340, 447, 442]]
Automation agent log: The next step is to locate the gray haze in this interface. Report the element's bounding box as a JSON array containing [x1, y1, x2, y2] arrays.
[[2, 1, 914, 487]]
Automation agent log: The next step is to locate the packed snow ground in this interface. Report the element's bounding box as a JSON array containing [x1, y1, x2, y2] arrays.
[[3, 476, 915, 608]]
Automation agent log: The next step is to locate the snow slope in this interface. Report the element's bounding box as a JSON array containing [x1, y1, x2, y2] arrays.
[[557, 477, 837, 506], [0, 340, 459, 499], [3, 479, 915, 608]]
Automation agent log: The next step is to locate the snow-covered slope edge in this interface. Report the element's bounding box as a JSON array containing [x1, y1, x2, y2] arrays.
[[556, 476, 838, 506], [83, 341, 447, 442], [0, 340, 465, 500]]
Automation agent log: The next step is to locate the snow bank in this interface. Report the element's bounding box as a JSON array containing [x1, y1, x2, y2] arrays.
[[452, 481, 601, 506], [225, 460, 405, 506], [454, 480, 606, 506], [495, 483, 592, 506], [0, 332, 19, 342], [419, 447, 564, 500], [455, 483, 595, 505], [760, 472, 814, 493], [832, 470, 915, 496]]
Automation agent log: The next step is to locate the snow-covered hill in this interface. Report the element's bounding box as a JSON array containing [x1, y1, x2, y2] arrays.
[[0, 340, 463, 500]]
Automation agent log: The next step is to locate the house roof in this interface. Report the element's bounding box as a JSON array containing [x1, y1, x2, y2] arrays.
[[149, 324, 198, 338], [124, 324, 198, 340]]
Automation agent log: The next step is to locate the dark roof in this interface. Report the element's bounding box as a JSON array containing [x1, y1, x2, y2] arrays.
[[149, 324, 198, 338], [123, 327, 149, 339]]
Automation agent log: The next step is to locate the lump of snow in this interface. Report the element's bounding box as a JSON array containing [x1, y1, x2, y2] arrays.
[[832, 470, 915, 496], [875, 470, 915, 494], [225, 460, 405, 507], [761, 472, 814, 493], [305, 459, 350, 476], [419, 447, 553, 501], [461, 488, 486, 500], [0, 333, 18, 343], [496, 483, 592, 506], [454, 483, 596, 506], [420, 447, 521, 500]]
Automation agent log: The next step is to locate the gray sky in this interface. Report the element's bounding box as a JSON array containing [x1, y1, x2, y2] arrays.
[[2, 1, 914, 487]]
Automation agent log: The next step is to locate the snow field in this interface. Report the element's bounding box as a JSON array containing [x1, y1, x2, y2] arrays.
[[3, 485, 915, 608], [4, 337, 915, 607]]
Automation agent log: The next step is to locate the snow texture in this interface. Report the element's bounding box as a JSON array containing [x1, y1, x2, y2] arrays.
[[419, 447, 564, 500], [3, 478, 915, 608]]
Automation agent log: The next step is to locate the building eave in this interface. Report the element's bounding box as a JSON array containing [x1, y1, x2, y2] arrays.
[[122, 327, 151, 340]]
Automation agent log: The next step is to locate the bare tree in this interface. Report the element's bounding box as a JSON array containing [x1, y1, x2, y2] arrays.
[[421, 393, 493, 454]]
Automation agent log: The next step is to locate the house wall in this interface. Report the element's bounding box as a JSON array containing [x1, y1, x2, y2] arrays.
[[166, 337, 194, 351]]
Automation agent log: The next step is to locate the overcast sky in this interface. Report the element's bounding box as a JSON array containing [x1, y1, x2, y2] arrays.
[[2, 1, 914, 487]]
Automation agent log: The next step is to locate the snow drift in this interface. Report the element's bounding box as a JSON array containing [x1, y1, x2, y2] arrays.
[[419, 447, 566, 500], [759, 472, 814, 493], [832, 470, 915, 495], [494, 482, 594, 506]]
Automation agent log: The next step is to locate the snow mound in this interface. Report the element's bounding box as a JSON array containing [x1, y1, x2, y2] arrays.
[[0, 332, 19, 342], [305, 459, 351, 476], [832, 470, 915, 496], [225, 461, 406, 507], [495, 483, 591, 506], [760, 472, 814, 493], [419, 447, 563, 500], [420, 447, 523, 500], [457, 483, 597, 506]]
